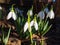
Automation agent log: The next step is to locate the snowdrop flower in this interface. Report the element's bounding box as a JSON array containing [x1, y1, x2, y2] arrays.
[[27, 10, 33, 16], [7, 10, 17, 20], [30, 20, 38, 31], [47, 9, 55, 19], [37, 11, 45, 19], [27, 6, 33, 16], [44, 7, 49, 14], [30, 20, 34, 27], [24, 22, 28, 32], [24, 20, 38, 32], [7, 9, 17, 20]]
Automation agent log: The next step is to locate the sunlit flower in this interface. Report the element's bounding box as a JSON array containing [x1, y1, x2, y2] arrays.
[[30, 20, 34, 27], [7, 10, 17, 20], [24, 20, 38, 32], [47, 9, 55, 19], [37, 11, 45, 19], [30, 20, 38, 31]]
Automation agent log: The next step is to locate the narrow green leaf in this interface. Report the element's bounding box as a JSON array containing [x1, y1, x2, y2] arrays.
[[43, 21, 49, 31], [42, 25, 52, 36], [4, 27, 11, 45]]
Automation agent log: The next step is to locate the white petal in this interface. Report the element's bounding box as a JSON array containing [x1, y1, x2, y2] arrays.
[[47, 10, 54, 19], [7, 12, 12, 20], [30, 20, 34, 27], [27, 10, 33, 16], [38, 11, 45, 19], [24, 22, 28, 32], [34, 21, 38, 31], [50, 10, 55, 19], [30, 10, 33, 16], [12, 12, 17, 20]]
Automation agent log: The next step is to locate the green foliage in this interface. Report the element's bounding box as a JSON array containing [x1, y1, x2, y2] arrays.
[[1, 26, 11, 45], [0, 4, 52, 45], [38, 19, 52, 36]]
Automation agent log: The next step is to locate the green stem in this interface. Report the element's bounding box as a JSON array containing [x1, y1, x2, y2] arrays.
[[1, 26, 4, 44], [40, 37, 44, 45], [30, 31, 33, 44], [28, 13, 33, 44], [35, 41, 36, 45], [41, 40, 44, 45], [5, 27, 11, 45], [1, 26, 11, 45], [11, 4, 15, 12]]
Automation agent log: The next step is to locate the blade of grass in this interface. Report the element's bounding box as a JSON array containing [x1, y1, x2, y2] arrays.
[[4, 27, 11, 45], [42, 25, 52, 36], [43, 21, 49, 31]]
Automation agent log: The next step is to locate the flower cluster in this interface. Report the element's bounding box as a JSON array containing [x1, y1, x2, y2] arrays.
[[37, 5, 55, 19], [24, 19, 38, 32]]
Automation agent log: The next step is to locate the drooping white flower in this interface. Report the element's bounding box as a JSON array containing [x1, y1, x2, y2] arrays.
[[37, 11, 45, 19], [27, 6, 33, 16], [27, 10, 33, 16], [7, 10, 17, 20], [7, 12, 12, 20], [44, 7, 49, 14], [30, 20, 34, 27], [12, 12, 17, 20], [47, 9, 55, 19], [24, 22, 28, 32], [24, 20, 38, 32], [30, 20, 38, 31]]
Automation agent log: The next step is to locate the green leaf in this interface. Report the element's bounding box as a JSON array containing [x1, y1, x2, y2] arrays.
[[17, 17, 21, 25], [43, 21, 49, 31], [3, 27, 11, 45], [40, 21, 44, 31], [42, 25, 52, 36]]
